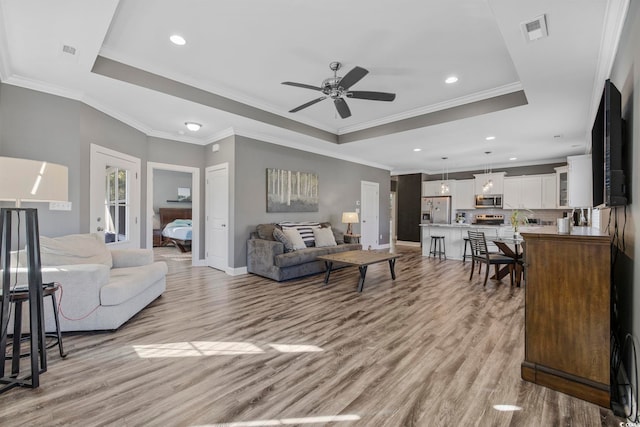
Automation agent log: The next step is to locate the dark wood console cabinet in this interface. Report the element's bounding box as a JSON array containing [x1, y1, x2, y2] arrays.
[[521, 230, 610, 407]]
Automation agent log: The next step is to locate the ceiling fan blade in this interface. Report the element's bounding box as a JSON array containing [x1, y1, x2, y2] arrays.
[[289, 96, 327, 113], [347, 91, 396, 102], [338, 66, 368, 90], [282, 81, 322, 91], [334, 98, 351, 118]]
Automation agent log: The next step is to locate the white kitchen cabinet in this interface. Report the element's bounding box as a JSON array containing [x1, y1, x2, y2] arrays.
[[455, 179, 475, 210], [541, 174, 557, 209], [568, 154, 592, 208], [555, 166, 569, 208], [503, 177, 520, 209], [474, 172, 505, 195], [422, 181, 444, 196], [503, 176, 542, 209], [521, 176, 542, 209]]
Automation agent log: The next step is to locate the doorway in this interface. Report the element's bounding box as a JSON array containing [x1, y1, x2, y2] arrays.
[[360, 180, 380, 249], [146, 162, 201, 265]]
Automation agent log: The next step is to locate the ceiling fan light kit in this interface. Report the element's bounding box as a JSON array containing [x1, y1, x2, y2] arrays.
[[282, 61, 396, 119]]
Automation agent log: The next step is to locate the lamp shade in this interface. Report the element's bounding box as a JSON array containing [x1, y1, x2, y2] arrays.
[[0, 156, 68, 204], [341, 212, 359, 224]]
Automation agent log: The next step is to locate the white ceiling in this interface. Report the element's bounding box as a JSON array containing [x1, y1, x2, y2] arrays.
[[0, 0, 629, 174]]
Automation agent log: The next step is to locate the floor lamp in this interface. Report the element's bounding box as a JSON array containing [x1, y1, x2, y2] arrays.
[[0, 157, 68, 392]]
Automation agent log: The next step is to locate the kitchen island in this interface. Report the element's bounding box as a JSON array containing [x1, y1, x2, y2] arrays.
[[420, 224, 555, 259]]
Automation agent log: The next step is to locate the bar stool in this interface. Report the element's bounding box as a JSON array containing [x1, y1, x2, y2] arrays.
[[5, 283, 66, 376], [462, 237, 471, 263], [429, 235, 446, 260]]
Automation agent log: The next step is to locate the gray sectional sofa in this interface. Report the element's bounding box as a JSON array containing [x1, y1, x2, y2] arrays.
[[247, 222, 361, 281]]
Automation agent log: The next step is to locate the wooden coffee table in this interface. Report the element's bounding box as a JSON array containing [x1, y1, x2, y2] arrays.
[[317, 250, 400, 292]]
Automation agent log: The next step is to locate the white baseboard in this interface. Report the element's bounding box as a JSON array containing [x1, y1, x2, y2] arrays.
[[192, 259, 207, 267], [226, 266, 248, 276], [378, 243, 391, 249], [395, 240, 421, 247]]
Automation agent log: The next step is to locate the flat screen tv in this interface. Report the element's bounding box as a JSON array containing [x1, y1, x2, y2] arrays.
[[591, 79, 627, 208]]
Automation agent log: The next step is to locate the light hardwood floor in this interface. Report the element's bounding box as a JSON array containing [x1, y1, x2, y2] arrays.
[[1, 246, 623, 426]]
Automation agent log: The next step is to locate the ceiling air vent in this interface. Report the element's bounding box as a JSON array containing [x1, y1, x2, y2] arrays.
[[521, 14, 548, 42], [62, 45, 76, 55]]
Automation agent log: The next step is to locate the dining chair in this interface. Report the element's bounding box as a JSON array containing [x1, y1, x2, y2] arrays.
[[467, 230, 516, 287]]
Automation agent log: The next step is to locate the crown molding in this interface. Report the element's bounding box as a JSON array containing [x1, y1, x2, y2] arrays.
[[337, 81, 524, 135], [208, 127, 236, 144], [231, 127, 392, 171], [83, 95, 153, 134], [3, 74, 84, 100], [586, 0, 630, 150]]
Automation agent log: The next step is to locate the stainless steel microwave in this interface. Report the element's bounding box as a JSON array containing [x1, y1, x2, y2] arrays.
[[475, 194, 503, 208]]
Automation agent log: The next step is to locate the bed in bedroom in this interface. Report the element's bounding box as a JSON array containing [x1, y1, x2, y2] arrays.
[[159, 207, 192, 252]]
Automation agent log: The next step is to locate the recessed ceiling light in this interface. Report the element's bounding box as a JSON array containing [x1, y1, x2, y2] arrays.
[[170, 35, 186, 45], [185, 122, 201, 131], [509, 157, 517, 161], [485, 136, 496, 141], [445, 76, 458, 84], [413, 148, 422, 152]]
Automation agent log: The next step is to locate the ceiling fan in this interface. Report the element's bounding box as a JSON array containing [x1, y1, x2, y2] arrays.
[[282, 62, 396, 119]]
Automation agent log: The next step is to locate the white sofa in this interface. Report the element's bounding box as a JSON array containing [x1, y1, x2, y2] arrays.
[[12, 233, 167, 332]]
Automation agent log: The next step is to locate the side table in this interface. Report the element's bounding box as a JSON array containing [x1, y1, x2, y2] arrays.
[[4, 283, 67, 378], [344, 233, 361, 244]]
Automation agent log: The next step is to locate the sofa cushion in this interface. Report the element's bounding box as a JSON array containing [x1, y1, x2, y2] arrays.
[[101, 262, 168, 306], [40, 233, 112, 268], [279, 222, 321, 247], [313, 227, 337, 247], [273, 228, 294, 252], [257, 223, 279, 241], [274, 247, 332, 268], [282, 228, 306, 250]]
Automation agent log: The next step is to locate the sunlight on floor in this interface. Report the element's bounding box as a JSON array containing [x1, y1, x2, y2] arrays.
[[268, 343, 323, 353], [193, 414, 361, 426], [493, 404, 523, 412], [133, 341, 325, 358]]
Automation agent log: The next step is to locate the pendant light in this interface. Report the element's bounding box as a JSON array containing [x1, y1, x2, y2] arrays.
[[440, 157, 450, 194], [482, 151, 493, 193]]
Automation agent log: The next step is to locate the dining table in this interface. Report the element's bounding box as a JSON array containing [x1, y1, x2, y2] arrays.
[[491, 236, 525, 287]]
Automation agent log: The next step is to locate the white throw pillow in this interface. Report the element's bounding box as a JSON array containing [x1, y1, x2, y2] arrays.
[[39, 233, 113, 268], [313, 227, 337, 247], [282, 228, 306, 250]]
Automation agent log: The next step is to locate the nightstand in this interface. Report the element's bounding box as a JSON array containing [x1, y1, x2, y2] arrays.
[[344, 233, 361, 244], [153, 229, 162, 247]]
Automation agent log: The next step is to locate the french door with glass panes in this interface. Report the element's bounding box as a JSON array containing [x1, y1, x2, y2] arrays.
[[90, 144, 140, 248]]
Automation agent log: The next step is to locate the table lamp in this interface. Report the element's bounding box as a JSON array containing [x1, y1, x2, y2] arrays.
[[341, 212, 359, 235], [0, 156, 68, 206]]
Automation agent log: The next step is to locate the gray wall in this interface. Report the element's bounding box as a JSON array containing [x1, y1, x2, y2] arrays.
[[208, 135, 391, 268], [153, 169, 193, 221], [421, 163, 566, 181], [0, 84, 206, 249], [0, 84, 83, 237], [608, 1, 639, 359]]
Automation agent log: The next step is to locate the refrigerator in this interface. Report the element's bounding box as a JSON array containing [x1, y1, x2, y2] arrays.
[[421, 196, 452, 224]]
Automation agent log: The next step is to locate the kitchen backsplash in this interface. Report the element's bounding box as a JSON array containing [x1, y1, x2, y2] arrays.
[[455, 209, 572, 226]]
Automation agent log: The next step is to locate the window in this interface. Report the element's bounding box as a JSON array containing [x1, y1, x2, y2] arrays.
[[104, 166, 130, 243]]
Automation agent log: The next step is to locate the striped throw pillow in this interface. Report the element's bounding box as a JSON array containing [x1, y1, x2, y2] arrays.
[[279, 222, 321, 247]]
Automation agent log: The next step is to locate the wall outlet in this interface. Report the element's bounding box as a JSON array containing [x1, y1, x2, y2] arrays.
[[49, 201, 72, 211], [355, 208, 360, 214]]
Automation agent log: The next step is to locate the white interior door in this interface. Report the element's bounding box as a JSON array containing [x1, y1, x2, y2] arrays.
[[206, 163, 229, 271], [361, 181, 380, 249], [90, 144, 141, 249]]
